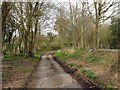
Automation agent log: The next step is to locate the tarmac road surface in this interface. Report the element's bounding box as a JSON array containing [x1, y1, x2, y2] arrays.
[[27, 53, 82, 88]]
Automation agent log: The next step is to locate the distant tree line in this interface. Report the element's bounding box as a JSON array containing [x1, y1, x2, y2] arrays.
[[1, 0, 119, 58]]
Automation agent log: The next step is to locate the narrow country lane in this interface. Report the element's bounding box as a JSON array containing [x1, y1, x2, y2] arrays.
[[27, 53, 82, 88]]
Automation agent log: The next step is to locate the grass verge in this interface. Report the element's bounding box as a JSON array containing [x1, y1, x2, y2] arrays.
[[2, 52, 41, 88], [54, 49, 118, 88]]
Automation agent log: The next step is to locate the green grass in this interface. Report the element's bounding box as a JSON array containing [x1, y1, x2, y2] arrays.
[[4, 53, 14, 58], [54, 51, 68, 62], [4, 53, 17, 61], [34, 52, 42, 59], [54, 49, 86, 62], [67, 63, 83, 69], [85, 55, 103, 63], [3, 52, 41, 61], [66, 54, 80, 59], [54, 49, 117, 67], [80, 68, 99, 80], [66, 49, 86, 59], [67, 62, 99, 80], [55, 49, 91, 61]]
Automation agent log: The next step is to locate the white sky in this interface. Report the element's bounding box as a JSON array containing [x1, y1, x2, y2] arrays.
[[1, 0, 116, 2], [51, 0, 77, 3]]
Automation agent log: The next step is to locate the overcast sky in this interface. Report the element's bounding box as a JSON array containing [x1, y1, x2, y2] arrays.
[[1, 0, 116, 35]]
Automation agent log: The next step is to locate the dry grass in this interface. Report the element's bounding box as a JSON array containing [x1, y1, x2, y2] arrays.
[[55, 49, 118, 88]]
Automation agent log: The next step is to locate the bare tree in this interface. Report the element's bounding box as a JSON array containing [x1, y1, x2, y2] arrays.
[[88, 0, 116, 49], [2, 1, 53, 56], [2, 2, 13, 53]]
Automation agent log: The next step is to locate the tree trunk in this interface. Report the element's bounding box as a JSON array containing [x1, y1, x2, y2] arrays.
[[94, 21, 99, 50]]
